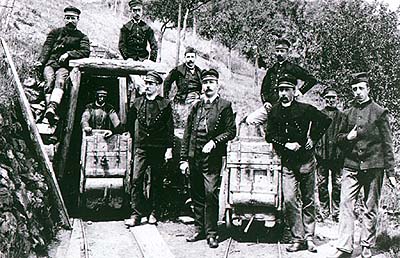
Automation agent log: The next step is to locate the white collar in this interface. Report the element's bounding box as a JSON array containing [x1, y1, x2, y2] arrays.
[[146, 94, 157, 101], [281, 101, 293, 107], [203, 94, 218, 104]]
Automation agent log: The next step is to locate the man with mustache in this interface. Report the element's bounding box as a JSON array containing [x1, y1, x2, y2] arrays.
[[163, 47, 203, 128], [266, 73, 331, 253], [260, 38, 318, 111], [119, 0, 158, 62], [328, 73, 397, 258], [125, 71, 173, 227], [180, 69, 236, 248], [35, 5, 90, 125]]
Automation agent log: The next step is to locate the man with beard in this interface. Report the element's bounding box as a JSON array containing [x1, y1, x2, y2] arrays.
[[163, 46, 202, 127], [315, 87, 344, 223], [327, 73, 397, 258], [180, 69, 236, 248], [118, 0, 158, 62], [80, 86, 121, 138], [35, 6, 90, 125], [125, 71, 173, 227], [266, 74, 331, 253], [260, 38, 318, 111]]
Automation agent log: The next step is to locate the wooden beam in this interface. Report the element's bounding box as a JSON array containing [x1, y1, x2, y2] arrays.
[[69, 58, 168, 75], [56, 67, 81, 180], [130, 224, 175, 258], [0, 37, 71, 229], [118, 77, 127, 124]]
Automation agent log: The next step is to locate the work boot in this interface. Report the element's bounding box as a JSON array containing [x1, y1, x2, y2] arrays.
[[186, 231, 206, 242], [306, 240, 317, 253], [148, 213, 157, 224], [326, 249, 351, 258], [124, 214, 141, 227], [45, 102, 57, 126], [286, 242, 306, 252], [361, 246, 372, 258], [207, 237, 218, 248]]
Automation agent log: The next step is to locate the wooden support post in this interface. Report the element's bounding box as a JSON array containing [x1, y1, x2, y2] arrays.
[[118, 77, 127, 124], [0, 37, 71, 229], [57, 67, 81, 180], [175, 1, 182, 67]]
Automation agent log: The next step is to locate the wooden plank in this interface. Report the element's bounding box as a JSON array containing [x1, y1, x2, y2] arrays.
[[56, 67, 81, 180], [69, 58, 168, 75], [0, 37, 71, 229], [119, 77, 127, 124], [65, 219, 84, 258], [130, 224, 175, 258]]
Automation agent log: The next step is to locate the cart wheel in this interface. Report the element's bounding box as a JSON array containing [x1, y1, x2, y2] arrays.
[[225, 208, 233, 230]]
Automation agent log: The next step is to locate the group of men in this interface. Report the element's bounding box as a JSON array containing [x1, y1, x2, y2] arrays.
[[34, 0, 397, 256]]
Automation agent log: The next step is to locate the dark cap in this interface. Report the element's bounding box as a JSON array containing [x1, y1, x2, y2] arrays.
[[129, 0, 143, 7], [322, 87, 338, 97], [64, 5, 81, 16], [184, 46, 196, 55], [275, 38, 291, 49], [201, 69, 219, 82], [96, 86, 108, 95], [350, 72, 369, 85], [144, 71, 163, 84], [278, 73, 296, 88]]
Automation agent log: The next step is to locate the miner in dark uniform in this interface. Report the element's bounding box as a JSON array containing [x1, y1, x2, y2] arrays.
[[35, 5, 90, 125], [80, 86, 121, 138], [260, 38, 318, 111], [125, 71, 173, 227], [180, 69, 236, 248], [118, 0, 158, 62], [163, 46, 203, 128], [266, 74, 331, 253], [328, 73, 397, 258], [315, 87, 343, 222]]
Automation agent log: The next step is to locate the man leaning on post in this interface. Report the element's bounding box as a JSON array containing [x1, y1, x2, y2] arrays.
[[327, 72, 397, 258]]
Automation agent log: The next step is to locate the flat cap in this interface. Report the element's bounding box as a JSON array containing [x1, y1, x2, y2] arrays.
[[95, 86, 108, 95], [322, 87, 338, 97], [144, 71, 163, 84], [184, 46, 196, 55], [278, 73, 296, 88], [201, 69, 219, 81], [275, 38, 291, 49], [64, 5, 81, 16], [128, 0, 143, 7], [350, 72, 369, 85]]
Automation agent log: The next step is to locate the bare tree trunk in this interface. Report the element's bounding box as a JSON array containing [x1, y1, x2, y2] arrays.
[[228, 48, 232, 78], [254, 46, 259, 88], [175, 1, 182, 66], [157, 31, 164, 63], [182, 8, 189, 41], [192, 14, 197, 38]]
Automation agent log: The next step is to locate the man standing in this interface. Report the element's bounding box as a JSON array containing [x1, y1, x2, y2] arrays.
[[80, 86, 121, 137], [125, 71, 173, 227], [328, 73, 397, 258], [266, 74, 331, 253], [118, 0, 158, 62], [180, 69, 236, 248], [35, 5, 90, 125], [315, 87, 343, 222], [260, 38, 318, 110], [163, 46, 202, 127]]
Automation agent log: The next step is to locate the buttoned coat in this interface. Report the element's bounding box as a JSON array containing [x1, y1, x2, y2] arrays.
[[266, 100, 331, 166], [163, 63, 202, 102], [260, 61, 317, 105], [118, 20, 158, 61], [181, 96, 236, 160], [39, 26, 90, 69], [336, 99, 395, 177], [127, 96, 173, 148]]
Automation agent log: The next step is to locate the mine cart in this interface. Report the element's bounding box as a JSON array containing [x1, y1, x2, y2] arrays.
[[78, 129, 132, 210], [219, 124, 282, 231]]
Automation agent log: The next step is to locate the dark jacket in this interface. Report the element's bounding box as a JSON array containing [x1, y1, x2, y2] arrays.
[[260, 60, 317, 105], [38, 27, 90, 69], [163, 64, 202, 102], [181, 96, 236, 160], [118, 20, 158, 62], [336, 99, 395, 177], [315, 107, 344, 163], [127, 95, 173, 148], [266, 100, 331, 166]]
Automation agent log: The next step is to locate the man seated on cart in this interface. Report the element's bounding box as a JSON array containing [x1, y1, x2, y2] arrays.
[[80, 86, 122, 138]]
